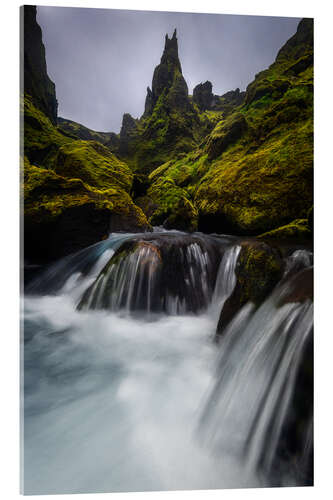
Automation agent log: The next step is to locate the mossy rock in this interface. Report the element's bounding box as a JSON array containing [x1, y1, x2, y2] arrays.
[[258, 218, 311, 240], [216, 241, 284, 336], [195, 117, 313, 235], [57, 117, 117, 146], [78, 233, 221, 314], [204, 112, 248, 161], [147, 176, 198, 231], [23, 157, 151, 263], [54, 140, 133, 192], [236, 241, 285, 303], [23, 95, 133, 194], [23, 94, 68, 168], [162, 197, 198, 232], [245, 79, 290, 106]]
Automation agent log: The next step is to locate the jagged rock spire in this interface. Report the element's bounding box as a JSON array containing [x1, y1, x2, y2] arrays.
[[160, 28, 181, 71], [144, 28, 189, 116]]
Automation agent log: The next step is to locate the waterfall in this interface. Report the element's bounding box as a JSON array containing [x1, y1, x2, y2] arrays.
[[199, 269, 313, 485], [212, 244, 241, 305], [22, 231, 313, 494], [77, 234, 223, 315], [25, 233, 132, 297]]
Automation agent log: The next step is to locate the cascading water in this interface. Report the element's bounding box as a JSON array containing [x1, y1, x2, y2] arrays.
[[77, 233, 222, 315], [22, 230, 313, 494]]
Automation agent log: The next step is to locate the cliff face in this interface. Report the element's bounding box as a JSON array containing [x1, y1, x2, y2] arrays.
[[22, 7, 150, 263], [193, 82, 245, 113], [22, 5, 58, 124]]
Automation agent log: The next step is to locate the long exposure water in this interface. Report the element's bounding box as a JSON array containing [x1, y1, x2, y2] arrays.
[[22, 231, 313, 494]]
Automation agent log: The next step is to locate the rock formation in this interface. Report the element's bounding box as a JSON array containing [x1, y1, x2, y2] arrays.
[[22, 6, 58, 124], [22, 7, 150, 263]]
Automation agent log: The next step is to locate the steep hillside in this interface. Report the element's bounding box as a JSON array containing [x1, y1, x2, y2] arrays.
[[22, 9, 313, 258], [144, 19, 313, 237], [22, 6, 150, 263], [57, 117, 120, 149]]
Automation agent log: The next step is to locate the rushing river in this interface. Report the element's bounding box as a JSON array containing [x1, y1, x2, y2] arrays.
[[22, 230, 313, 494]]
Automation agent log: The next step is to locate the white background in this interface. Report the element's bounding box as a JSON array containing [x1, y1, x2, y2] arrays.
[[0, 0, 332, 499]]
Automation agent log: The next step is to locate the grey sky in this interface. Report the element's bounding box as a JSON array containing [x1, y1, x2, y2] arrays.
[[37, 6, 301, 133]]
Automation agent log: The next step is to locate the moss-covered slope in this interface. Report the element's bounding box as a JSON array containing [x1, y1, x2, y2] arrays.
[[22, 9, 150, 263], [24, 154, 149, 262], [145, 19, 313, 237], [57, 117, 119, 149]]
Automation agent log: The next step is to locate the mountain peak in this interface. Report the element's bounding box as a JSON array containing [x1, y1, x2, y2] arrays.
[[144, 29, 188, 116], [160, 28, 181, 71]]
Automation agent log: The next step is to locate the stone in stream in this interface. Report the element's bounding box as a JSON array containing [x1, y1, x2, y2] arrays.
[[78, 233, 223, 314], [216, 240, 285, 337]]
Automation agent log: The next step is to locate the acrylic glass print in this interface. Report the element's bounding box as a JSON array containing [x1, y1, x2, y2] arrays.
[[21, 4, 314, 495]]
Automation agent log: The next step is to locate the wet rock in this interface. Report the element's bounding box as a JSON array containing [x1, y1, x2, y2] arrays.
[[78, 233, 222, 314], [278, 267, 313, 306], [217, 241, 284, 336]]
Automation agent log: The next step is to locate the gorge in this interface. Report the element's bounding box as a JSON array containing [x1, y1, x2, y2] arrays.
[[22, 6, 313, 495]]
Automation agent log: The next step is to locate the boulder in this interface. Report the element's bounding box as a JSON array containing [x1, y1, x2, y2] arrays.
[[78, 233, 222, 314], [216, 241, 284, 336]]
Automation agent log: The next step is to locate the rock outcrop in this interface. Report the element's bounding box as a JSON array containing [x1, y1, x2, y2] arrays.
[[193, 83, 245, 113], [116, 29, 212, 174], [193, 81, 214, 111], [78, 233, 222, 314], [144, 29, 190, 115], [22, 6, 58, 124], [216, 241, 285, 336], [57, 117, 118, 146], [118, 113, 140, 155], [22, 9, 151, 263]]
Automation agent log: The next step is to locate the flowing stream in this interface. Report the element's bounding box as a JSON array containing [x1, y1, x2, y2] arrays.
[[22, 230, 313, 494]]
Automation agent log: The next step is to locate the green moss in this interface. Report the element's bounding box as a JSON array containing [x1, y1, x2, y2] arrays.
[[24, 156, 150, 230], [217, 241, 284, 335], [204, 112, 248, 160], [258, 219, 311, 240], [54, 140, 133, 192], [236, 242, 284, 305], [146, 176, 198, 231], [57, 117, 116, 145], [145, 28, 313, 237], [195, 116, 313, 234], [23, 96, 152, 259]]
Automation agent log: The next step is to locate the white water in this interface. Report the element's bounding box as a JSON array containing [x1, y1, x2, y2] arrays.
[[22, 233, 313, 494]]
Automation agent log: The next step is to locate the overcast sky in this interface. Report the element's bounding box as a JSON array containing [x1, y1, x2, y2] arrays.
[[37, 6, 301, 133]]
